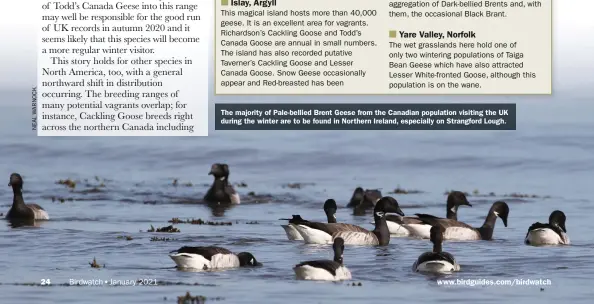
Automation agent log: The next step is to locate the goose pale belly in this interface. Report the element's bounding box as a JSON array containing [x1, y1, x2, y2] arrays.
[[33, 209, 50, 220], [414, 260, 459, 274], [281, 224, 303, 240], [443, 227, 482, 241], [332, 231, 379, 245], [294, 225, 333, 244], [526, 228, 570, 245], [385, 221, 411, 236], [169, 253, 240, 270], [293, 265, 352, 281], [402, 223, 431, 239]]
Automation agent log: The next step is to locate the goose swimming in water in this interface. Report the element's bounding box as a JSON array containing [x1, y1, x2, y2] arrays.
[[280, 199, 338, 241], [169, 246, 261, 270], [332, 196, 405, 246], [525, 210, 570, 246], [352, 189, 382, 216], [292, 205, 371, 245], [413, 225, 460, 274], [5, 173, 49, 221], [383, 191, 472, 237], [203, 163, 240, 204], [347, 187, 364, 208], [414, 201, 509, 241], [293, 237, 352, 281]]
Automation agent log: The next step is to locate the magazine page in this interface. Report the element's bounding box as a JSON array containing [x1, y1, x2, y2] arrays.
[[0, 0, 590, 303]]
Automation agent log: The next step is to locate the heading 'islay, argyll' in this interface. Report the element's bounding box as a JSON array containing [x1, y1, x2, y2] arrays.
[[230, 0, 277, 8]]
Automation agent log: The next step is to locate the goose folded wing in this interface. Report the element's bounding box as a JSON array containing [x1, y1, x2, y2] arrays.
[[174, 246, 233, 260], [329, 223, 370, 233], [225, 184, 237, 195], [416, 252, 456, 266], [280, 215, 309, 224], [295, 260, 340, 276], [386, 215, 423, 225], [439, 252, 457, 265], [414, 213, 474, 229], [526, 221, 563, 238], [299, 222, 369, 235], [26, 203, 46, 211], [26, 203, 49, 219]]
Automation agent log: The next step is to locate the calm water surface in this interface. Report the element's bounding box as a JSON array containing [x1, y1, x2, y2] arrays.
[[0, 98, 593, 303]]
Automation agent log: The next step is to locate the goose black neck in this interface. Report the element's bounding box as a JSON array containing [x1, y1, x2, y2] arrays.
[[326, 212, 337, 223], [446, 205, 458, 220], [212, 176, 229, 187], [373, 215, 390, 246], [12, 185, 25, 208], [432, 241, 443, 253], [478, 212, 498, 240], [333, 248, 343, 264]]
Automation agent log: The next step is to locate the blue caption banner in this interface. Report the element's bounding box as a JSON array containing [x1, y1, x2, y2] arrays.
[[215, 103, 516, 130]]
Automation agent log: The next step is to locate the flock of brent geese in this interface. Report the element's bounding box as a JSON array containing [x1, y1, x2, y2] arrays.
[[5, 163, 570, 281]]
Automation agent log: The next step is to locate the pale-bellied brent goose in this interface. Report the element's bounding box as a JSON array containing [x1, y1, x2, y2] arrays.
[[281, 199, 338, 241], [525, 210, 570, 245], [347, 187, 364, 208], [413, 225, 460, 274], [293, 237, 352, 281], [351, 189, 382, 215], [292, 199, 370, 244], [333, 196, 405, 246], [415, 201, 509, 241], [169, 246, 261, 270], [385, 191, 472, 237], [5, 173, 49, 221], [203, 163, 240, 204]]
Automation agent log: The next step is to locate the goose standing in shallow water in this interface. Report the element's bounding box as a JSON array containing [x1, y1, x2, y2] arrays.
[[281, 199, 338, 241], [5, 173, 49, 221], [169, 246, 261, 270], [332, 196, 405, 246], [382, 191, 472, 237], [413, 225, 460, 274], [293, 237, 352, 281], [414, 201, 509, 241], [525, 210, 570, 246], [203, 163, 240, 204]]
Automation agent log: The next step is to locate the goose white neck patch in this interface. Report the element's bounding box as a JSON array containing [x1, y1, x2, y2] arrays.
[[450, 207, 456, 213], [375, 211, 385, 218], [250, 258, 254, 264], [219, 176, 226, 181], [493, 211, 499, 217]]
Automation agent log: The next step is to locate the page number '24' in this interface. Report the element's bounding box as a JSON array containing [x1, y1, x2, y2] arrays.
[[41, 279, 51, 285]]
